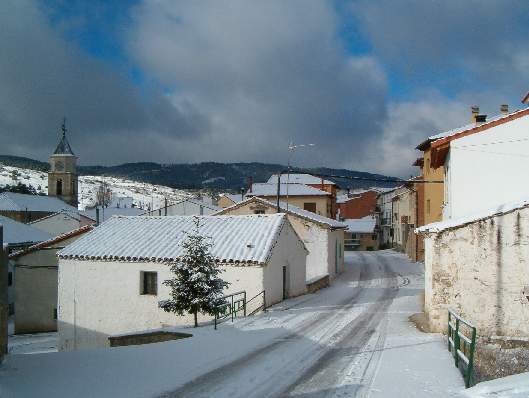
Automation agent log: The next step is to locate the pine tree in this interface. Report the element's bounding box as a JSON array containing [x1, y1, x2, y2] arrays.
[[161, 217, 229, 327]]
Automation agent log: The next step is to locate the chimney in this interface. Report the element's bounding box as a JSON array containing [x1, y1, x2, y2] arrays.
[[95, 207, 100, 226], [500, 104, 509, 115], [475, 114, 487, 124], [247, 176, 253, 193], [471, 106, 479, 123]]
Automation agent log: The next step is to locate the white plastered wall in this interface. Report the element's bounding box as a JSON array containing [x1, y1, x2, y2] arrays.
[[445, 115, 529, 220], [58, 260, 264, 351], [424, 206, 529, 336]]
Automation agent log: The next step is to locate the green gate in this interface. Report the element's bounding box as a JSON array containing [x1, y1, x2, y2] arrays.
[[448, 309, 477, 388]]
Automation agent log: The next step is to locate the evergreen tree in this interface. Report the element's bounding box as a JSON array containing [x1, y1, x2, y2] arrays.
[[161, 217, 229, 327]]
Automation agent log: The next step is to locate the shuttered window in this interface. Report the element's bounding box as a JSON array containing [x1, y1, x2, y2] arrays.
[[141, 272, 158, 295]]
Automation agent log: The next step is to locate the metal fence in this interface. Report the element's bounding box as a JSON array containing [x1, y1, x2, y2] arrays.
[[448, 309, 477, 388], [214, 290, 266, 329]]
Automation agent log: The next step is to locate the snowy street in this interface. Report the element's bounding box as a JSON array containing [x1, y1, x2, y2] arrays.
[[0, 251, 464, 397], [166, 250, 464, 397]]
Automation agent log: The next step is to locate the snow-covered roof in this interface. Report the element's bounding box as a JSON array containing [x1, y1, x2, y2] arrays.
[[80, 206, 145, 223], [267, 174, 335, 186], [214, 197, 346, 229], [343, 216, 377, 234], [428, 108, 529, 142], [9, 225, 93, 259], [219, 193, 243, 204], [58, 214, 292, 265], [247, 183, 329, 197], [0, 215, 53, 245], [0, 192, 78, 213], [29, 209, 81, 224], [416, 196, 529, 234]]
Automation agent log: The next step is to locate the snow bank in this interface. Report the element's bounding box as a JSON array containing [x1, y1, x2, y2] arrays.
[[463, 372, 529, 397]]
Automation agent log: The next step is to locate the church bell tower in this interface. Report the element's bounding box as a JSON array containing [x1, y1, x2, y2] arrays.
[[48, 119, 78, 207]]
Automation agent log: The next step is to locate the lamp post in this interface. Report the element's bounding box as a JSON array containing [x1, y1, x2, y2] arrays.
[[285, 141, 315, 211]]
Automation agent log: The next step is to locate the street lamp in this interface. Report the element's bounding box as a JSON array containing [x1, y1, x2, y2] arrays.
[[285, 141, 315, 211]]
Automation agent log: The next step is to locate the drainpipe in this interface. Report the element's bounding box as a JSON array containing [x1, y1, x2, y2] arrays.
[[95, 208, 100, 226]]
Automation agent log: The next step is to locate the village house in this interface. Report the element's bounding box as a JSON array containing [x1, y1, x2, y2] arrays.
[[213, 197, 345, 286], [0, 192, 78, 224], [428, 105, 529, 220], [9, 225, 92, 334], [245, 183, 333, 218], [267, 174, 338, 218], [418, 198, 529, 337], [217, 193, 244, 209], [57, 214, 307, 350], [416, 99, 529, 337], [337, 189, 378, 220], [376, 187, 398, 248], [143, 197, 220, 216], [343, 216, 378, 251], [414, 137, 445, 226], [391, 185, 419, 260], [0, 215, 53, 324]]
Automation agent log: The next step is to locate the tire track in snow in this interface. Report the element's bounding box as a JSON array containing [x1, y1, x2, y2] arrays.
[[162, 252, 397, 398], [281, 252, 399, 397]]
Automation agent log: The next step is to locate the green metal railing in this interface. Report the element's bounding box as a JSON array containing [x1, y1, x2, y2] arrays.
[[214, 290, 266, 330], [448, 309, 477, 388]]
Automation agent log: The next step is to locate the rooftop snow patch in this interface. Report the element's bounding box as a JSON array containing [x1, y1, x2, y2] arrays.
[[58, 214, 289, 264], [267, 173, 335, 186], [416, 196, 529, 234], [0, 215, 53, 245], [0, 192, 78, 213], [247, 183, 330, 197], [343, 216, 377, 233]]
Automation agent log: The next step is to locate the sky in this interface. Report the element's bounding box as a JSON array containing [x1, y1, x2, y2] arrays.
[[1, 0, 529, 177]]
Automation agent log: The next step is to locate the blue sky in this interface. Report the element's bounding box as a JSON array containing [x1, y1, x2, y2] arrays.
[[2, 0, 529, 176]]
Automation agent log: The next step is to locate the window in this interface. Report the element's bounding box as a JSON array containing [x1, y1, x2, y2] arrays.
[[56, 179, 63, 195], [372, 234, 377, 241], [8, 272, 12, 286], [53, 308, 57, 320], [304, 202, 317, 213], [426, 199, 431, 215], [141, 272, 158, 295], [350, 233, 357, 239], [8, 303, 14, 316], [254, 209, 265, 214]]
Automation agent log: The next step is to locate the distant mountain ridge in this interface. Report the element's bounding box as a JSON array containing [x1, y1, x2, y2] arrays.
[[0, 155, 401, 191]]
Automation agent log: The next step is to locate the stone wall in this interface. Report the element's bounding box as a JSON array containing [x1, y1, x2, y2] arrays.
[[424, 206, 529, 337]]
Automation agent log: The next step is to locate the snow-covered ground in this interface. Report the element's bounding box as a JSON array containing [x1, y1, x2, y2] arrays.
[[0, 251, 465, 397], [464, 372, 529, 397], [0, 164, 192, 211]]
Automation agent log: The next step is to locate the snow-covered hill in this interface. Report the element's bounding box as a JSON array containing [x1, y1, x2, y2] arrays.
[[0, 164, 192, 211]]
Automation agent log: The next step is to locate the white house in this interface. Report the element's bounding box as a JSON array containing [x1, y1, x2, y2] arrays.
[[214, 197, 346, 284], [57, 214, 307, 351], [29, 210, 87, 236], [376, 187, 398, 248], [143, 197, 221, 216], [428, 106, 529, 220]]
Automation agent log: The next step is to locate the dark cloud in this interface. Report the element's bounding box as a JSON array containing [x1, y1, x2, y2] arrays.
[[0, 0, 209, 165], [126, 0, 388, 169]]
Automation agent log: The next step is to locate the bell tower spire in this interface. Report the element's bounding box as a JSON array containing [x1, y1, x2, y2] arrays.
[[48, 118, 78, 207]]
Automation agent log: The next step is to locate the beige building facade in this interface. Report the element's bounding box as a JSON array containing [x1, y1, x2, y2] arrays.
[[215, 197, 346, 282], [10, 226, 92, 334]]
